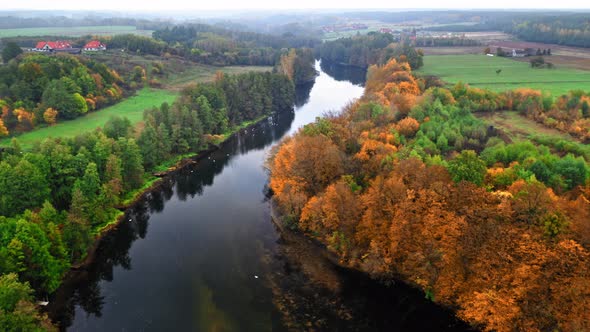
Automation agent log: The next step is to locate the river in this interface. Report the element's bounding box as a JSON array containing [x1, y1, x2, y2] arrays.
[[48, 61, 473, 331]]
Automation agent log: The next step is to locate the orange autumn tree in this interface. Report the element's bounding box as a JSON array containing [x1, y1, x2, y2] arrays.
[[395, 116, 420, 137], [0, 118, 8, 137], [13, 108, 35, 131], [43, 108, 58, 125], [269, 47, 590, 332]]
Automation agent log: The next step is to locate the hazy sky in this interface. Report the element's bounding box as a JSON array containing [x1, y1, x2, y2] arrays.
[[4, 0, 589, 11]]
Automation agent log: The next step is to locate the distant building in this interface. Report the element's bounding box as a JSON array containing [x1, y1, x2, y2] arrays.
[[511, 48, 536, 57], [34, 41, 72, 52], [83, 40, 107, 52]]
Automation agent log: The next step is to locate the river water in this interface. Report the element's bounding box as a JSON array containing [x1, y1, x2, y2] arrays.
[[48, 61, 473, 331]]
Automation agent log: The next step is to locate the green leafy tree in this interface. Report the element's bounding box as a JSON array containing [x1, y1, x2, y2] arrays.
[[0, 273, 56, 331], [1, 219, 65, 293], [103, 116, 132, 139], [1, 42, 23, 63], [74, 163, 101, 202], [62, 214, 92, 262], [447, 150, 487, 186], [138, 123, 160, 170], [0, 160, 50, 216], [117, 138, 144, 190], [553, 154, 589, 190], [42, 79, 87, 119], [195, 95, 215, 133], [0, 273, 31, 312]]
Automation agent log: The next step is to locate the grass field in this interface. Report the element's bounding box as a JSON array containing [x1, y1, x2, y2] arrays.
[[478, 111, 590, 161], [85, 52, 272, 90], [418, 54, 590, 96], [0, 88, 177, 148], [0, 25, 153, 38], [164, 65, 272, 90], [0, 55, 272, 148], [477, 111, 577, 142]]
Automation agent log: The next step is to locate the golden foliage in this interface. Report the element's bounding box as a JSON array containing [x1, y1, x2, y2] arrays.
[[43, 108, 58, 125], [0, 118, 8, 137], [269, 54, 590, 332], [395, 117, 420, 137]]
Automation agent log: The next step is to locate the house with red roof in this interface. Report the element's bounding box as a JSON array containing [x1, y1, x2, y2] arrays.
[[34, 41, 72, 52], [83, 40, 106, 52]]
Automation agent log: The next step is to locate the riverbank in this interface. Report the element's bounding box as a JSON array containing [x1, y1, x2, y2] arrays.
[[268, 200, 475, 331], [65, 112, 278, 273]]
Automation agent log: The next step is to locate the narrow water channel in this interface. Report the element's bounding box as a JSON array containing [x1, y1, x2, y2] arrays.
[[48, 61, 473, 331]]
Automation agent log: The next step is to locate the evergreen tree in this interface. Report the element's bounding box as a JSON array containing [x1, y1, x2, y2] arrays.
[[117, 138, 144, 190], [1, 42, 23, 63], [195, 95, 215, 133], [138, 123, 160, 170]]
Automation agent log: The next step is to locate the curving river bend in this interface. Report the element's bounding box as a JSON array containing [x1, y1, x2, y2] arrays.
[[48, 61, 473, 331]]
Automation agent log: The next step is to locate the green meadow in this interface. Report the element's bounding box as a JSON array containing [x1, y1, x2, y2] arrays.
[[1, 88, 177, 148], [418, 54, 590, 96]]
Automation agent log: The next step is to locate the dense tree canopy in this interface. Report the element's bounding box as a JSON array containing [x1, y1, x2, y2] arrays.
[[0, 66, 295, 330], [318, 32, 423, 70], [270, 55, 590, 331], [1, 42, 23, 63]]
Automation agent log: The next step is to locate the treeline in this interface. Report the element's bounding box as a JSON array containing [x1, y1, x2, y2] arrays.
[[0, 70, 294, 331], [414, 37, 480, 47], [0, 53, 133, 137], [139, 71, 294, 169], [151, 24, 319, 66], [153, 24, 318, 49], [0, 15, 168, 30], [99, 34, 167, 56], [504, 14, 590, 48], [318, 32, 423, 70], [269, 57, 590, 331], [426, 12, 590, 48]]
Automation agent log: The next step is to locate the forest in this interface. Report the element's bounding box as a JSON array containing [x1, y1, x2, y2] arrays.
[[0, 69, 294, 330], [269, 54, 590, 331], [427, 12, 590, 48], [0, 15, 166, 30], [149, 24, 319, 66], [318, 32, 423, 70], [504, 14, 590, 48]]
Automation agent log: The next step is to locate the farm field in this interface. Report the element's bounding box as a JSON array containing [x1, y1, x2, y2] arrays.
[[322, 20, 477, 41], [417, 54, 590, 96], [0, 88, 177, 148], [0, 25, 153, 38]]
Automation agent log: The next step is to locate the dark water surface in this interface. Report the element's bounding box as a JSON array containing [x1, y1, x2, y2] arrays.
[[48, 62, 473, 331]]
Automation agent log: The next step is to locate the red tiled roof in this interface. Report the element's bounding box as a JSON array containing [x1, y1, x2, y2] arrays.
[[84, 40, 105, 49], [35, 41, 71, 50]]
